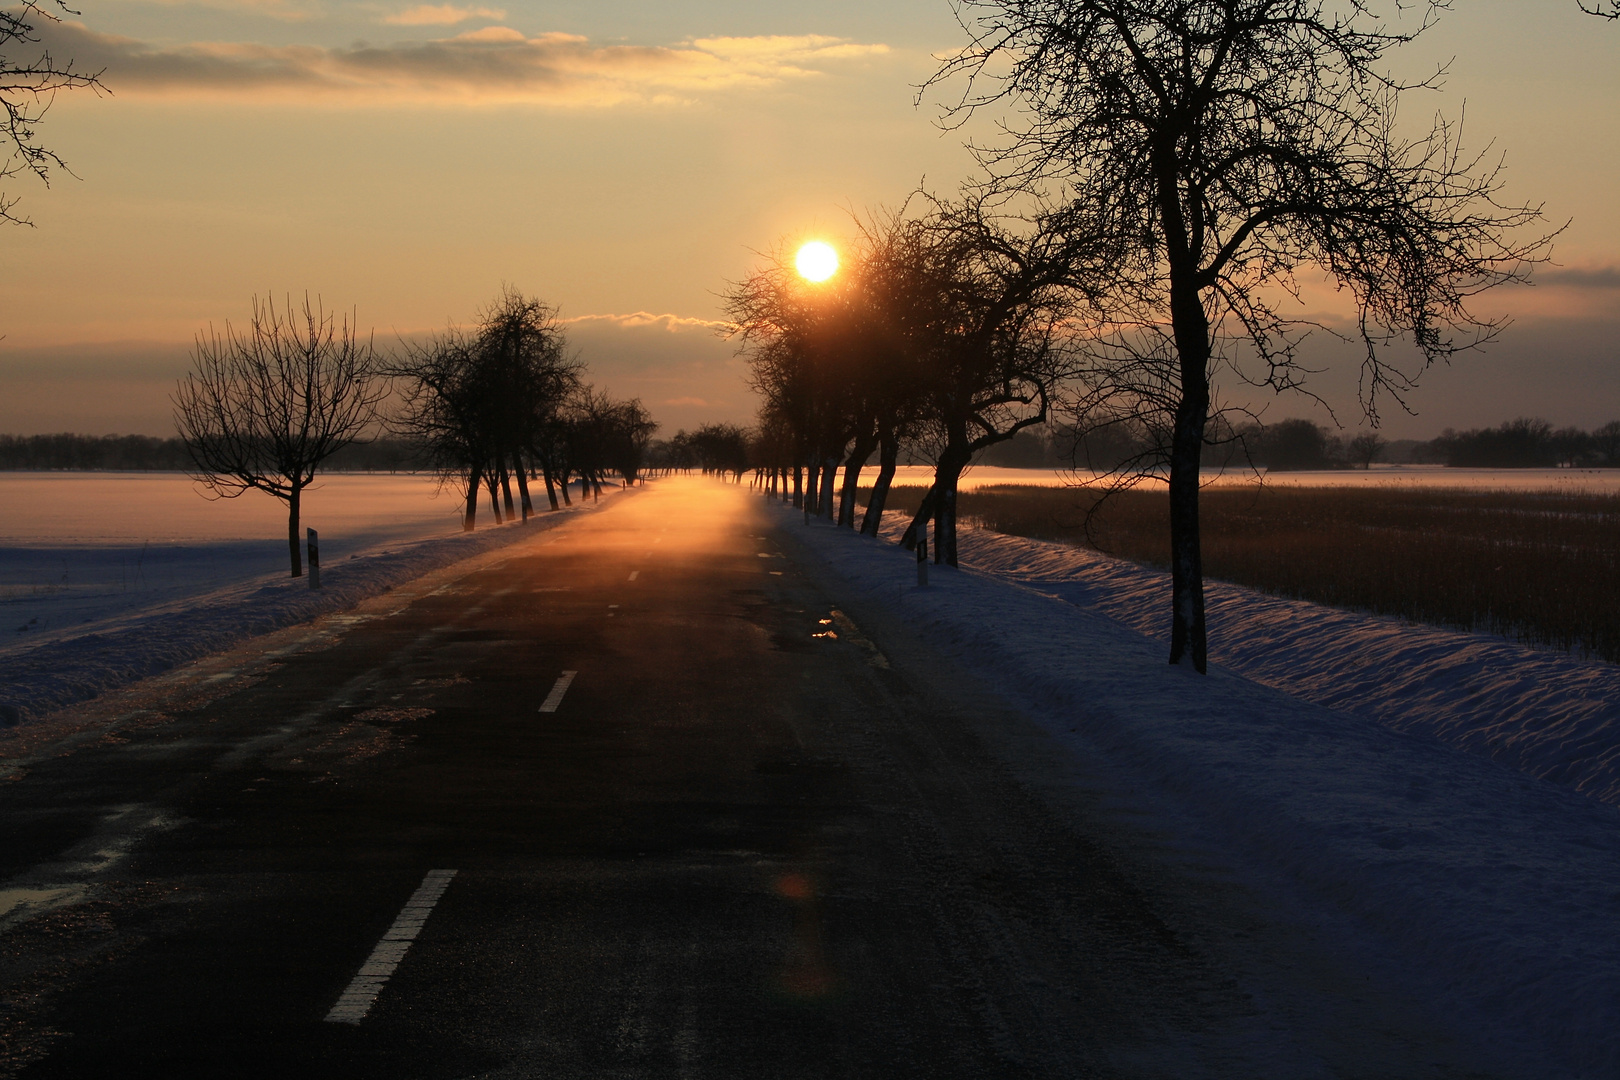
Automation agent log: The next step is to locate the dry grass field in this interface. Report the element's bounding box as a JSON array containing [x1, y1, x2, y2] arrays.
[[869, 483, 1620, 664]]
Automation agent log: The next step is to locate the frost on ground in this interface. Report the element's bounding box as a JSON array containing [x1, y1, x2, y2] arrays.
[[0, 472, 619, 725], [782, 502, 1620, 1079], [953, 526, 1620, 808]]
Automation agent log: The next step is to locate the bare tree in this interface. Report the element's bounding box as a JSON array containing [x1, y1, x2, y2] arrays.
[[1578, 1, 1619, 19], [389, 289, 580, 528], [891, 199, 1092, 565], [932, 0, 1552, 670], [174, 294, 386, 576], [726, 202, 1089, 556], [601, 397, 659, 485], [1347, 431, 1385, 469], [2, 0, 104, 226]]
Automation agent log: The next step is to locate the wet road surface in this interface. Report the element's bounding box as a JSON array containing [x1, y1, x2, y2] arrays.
[[0, 477, 1428, 1078]]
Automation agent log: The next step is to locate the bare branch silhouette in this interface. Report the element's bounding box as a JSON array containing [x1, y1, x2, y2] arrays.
[[1, 0, 106, 225], [173, 294, 386, 575], [930, 0, 1555, 670]]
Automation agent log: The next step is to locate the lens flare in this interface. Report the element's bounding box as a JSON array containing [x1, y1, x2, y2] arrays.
[[795, 241, 839, 282]]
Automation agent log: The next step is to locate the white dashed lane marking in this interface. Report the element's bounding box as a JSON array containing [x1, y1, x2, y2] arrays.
[[538, 670, 578, 713], [325, 869, 457, 1025]]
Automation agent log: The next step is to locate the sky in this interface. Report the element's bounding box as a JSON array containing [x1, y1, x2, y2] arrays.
[[1, 0, 1617, 441]]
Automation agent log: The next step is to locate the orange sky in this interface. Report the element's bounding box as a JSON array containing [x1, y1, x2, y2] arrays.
[[1, 0, 1616, 440]]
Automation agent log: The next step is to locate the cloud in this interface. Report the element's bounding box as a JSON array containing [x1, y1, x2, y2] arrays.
[[382, 4, 506, 26], [558, 312, 755, 429], [100, 0, 322, 21], [1537, 265, 1620, 290], [41, 21, 890, 105], [563, 312, 732, 333]]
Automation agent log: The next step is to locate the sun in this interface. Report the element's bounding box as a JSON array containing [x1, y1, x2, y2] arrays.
[[795, 241, 839, 283]]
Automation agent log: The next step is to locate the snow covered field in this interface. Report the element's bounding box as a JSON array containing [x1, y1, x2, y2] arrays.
[[781, 500, 1620, 1078], [0, 472, 616, 723], [884, 463, 1620, 490], [1, 472, 462, 651]]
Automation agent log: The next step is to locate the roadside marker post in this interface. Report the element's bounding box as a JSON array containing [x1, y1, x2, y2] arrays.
[[308, 528, 321, 590]]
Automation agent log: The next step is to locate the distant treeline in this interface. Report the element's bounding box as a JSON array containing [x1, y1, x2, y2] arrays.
[[10, 418, 1620, 473], [970, 416, 1620, 472], [0, 433, 429, 472]]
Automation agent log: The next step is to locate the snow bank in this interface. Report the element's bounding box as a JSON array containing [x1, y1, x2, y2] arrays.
[[950, 527, 1620, 807], [780, 505, 1620, 1079], [0, 498, 612, 727]]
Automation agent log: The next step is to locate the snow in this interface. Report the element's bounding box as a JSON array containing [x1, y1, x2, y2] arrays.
[[951, 527, 1620, 807], [0, 471, 615, 725], [778, 500, 1620, 1079]]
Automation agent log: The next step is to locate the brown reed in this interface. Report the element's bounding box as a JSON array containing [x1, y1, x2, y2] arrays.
[[869, 483, 1620, 663]]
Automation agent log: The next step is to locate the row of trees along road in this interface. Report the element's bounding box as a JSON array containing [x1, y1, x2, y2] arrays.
[[175, 288, 656, 576], [648, 424, 753, 481], [725, 200, 1094, 568], [388, 288, 655, 528], [731, 0, 1555, 673]]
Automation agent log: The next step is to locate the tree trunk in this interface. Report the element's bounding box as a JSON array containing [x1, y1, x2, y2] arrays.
[[818, 458, 838, 520], [861, 427, 898, 536], [1166, 277, 1212, 672], [498, 461, 517, 520], [792, 464, 803, 509], [838, 428, 878, 529], [541, 466, 559, 510], [930, 426, 974, 566], [935, 479, 952, 565], [287, 481, 304, 576], [512, 452, 533, 521], [558, 469, 573, 506], [486, 473, 504, 524], [463, 469, 480, 531], [900, 483, 938, 551]]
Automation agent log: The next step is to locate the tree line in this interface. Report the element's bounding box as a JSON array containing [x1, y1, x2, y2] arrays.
[[9, 0, 1595, 674], [725, 201, 1088, 567], [170, 288, 656, 577], [0, 435, 449, 472], [1073, 416, 1620, 473], [722, 0, 1557, 672], [645, 424, 752, 480]]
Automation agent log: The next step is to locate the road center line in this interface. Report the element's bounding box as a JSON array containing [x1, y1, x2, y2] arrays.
[[538, 671, 578, 713], [628, 571, 639, 581], [324, 869, 457, 1025]]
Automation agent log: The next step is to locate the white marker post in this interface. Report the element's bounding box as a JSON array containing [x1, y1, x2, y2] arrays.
[[307, 528, 321, 590]]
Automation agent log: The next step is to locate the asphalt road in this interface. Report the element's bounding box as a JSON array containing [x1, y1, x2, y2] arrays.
[[0, 477, 1448, 1078]]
